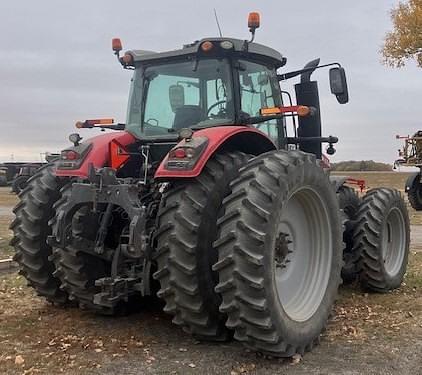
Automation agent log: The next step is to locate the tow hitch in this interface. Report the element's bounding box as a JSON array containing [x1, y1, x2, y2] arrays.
[[50, 166, 151, 308]]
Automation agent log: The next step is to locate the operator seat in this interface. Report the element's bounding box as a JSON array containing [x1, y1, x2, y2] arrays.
[[173, 105, 203, 130]]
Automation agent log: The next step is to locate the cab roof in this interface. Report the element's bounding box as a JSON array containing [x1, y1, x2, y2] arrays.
[[128, 37, 286, 68]]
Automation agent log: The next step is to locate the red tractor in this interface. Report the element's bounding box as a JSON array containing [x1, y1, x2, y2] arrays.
[[10, 13, 410, 357]]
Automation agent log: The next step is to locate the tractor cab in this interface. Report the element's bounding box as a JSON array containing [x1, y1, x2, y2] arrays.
[[72, 12, 349, 172], [108, 12, 349, 158], [122, 37, 286, 147]]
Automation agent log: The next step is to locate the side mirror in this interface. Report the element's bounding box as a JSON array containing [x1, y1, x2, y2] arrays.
[[329, 67, 349, 104], [169, 85, 185, 112]]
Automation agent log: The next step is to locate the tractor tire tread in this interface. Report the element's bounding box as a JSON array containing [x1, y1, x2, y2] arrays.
[[153, 152, 249, 341], [352, 188, 410, 292], [9, 164, 69, 305]]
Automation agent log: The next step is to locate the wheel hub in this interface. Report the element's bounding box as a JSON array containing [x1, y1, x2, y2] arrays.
[[274, 233, 292, 269]]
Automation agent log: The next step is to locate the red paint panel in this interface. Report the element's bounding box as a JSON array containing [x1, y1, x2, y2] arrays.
[[110, 139, 130, 170], [55, 131, 136, 178], [155, 126, 274, 178]]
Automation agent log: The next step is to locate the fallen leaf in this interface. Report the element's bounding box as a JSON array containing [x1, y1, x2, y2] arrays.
[[15, 355, 25, 365], [290, 353, 302, 365]]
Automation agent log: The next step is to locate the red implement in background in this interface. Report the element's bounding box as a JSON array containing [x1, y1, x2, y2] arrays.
[[345, 177, 366, 192]]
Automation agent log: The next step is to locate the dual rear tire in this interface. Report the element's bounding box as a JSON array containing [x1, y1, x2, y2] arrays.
[[213, 150, 343, 356], [153, 152, 250, 340], [352, 188, 410, 292]]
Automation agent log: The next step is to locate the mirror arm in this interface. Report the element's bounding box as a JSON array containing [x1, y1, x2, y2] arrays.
[[278, 62, 341, 82], [285, 136, 338, 144]]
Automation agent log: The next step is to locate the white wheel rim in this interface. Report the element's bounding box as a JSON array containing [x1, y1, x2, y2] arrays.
[[383, 207, 406, 277], [274, 187, 333, 322]]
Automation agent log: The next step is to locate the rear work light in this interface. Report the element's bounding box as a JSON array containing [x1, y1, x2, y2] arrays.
[[121, 53, 134, 65], [220, 40, 234, 50]]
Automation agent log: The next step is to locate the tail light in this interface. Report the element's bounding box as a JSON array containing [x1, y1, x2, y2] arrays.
[[168, 147, 196, 159], [57, 143, 92, 170], [166, 137, 208, 170], [61, 150, 80, 160]]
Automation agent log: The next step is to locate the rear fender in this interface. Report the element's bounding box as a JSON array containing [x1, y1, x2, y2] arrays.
[[154, 126, 276, 178], [405, 172, 421, 192], [55, 131, 136, 178]]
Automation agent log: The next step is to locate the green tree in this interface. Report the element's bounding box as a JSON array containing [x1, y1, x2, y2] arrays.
[[381, 0, 422, 67]]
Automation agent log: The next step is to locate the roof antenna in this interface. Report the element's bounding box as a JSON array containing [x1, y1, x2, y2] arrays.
[[214, 8, 223, 37]]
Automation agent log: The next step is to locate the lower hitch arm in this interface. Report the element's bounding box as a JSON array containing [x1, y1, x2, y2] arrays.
[[94, 203, 114, 254]]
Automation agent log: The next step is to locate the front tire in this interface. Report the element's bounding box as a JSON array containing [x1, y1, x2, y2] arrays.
[[214, 150, 343, 357]]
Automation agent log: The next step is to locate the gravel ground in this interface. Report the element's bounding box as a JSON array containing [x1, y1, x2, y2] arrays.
[[96, 334, 422, 375]]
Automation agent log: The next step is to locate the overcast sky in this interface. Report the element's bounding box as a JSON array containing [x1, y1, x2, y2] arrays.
[[0, 0, 421, 163]]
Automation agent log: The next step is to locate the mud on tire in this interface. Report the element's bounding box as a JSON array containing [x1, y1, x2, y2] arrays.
[[9, 164, 69, 304], [214, 150, 343, 357], [153, 152, 249, 341], [353, 188, 410, 292]]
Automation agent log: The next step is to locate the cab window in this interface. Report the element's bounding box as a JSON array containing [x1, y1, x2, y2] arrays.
[[238, 60, 282, 141], [126, 59, 234, 138]]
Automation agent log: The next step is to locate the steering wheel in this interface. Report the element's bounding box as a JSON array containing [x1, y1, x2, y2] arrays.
[[145, 118, 159, 127], [207, 100, 227, 116]]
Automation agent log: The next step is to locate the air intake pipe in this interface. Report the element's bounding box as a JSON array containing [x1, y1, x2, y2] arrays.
[[294, 58, 322, 159]]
